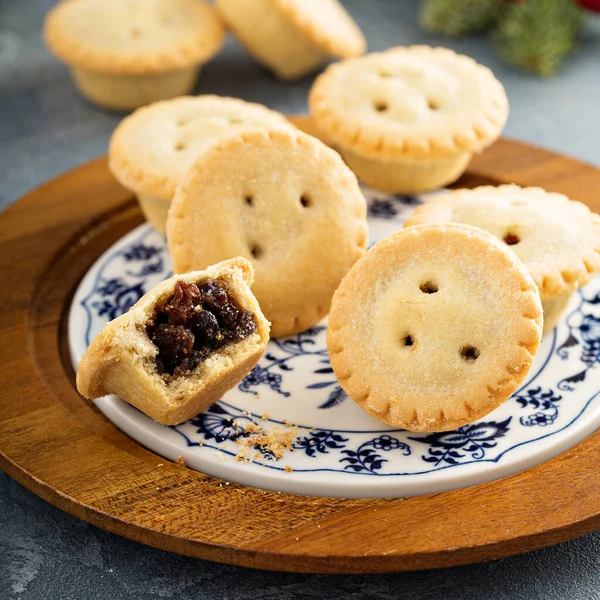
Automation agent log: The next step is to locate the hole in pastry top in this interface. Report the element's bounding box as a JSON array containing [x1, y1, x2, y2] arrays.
[[374, 100, 389, 112], [300, 194, 311, 208], [460, 345, 480, 363], [177, 118, 189, 127], [250, 244, 262, 259], [229, 117, 243, 125], [427, 99, 440, 110], [244, 195, 254, 207], [130, 28, 143, 39], [503, 232, 520, 245], [146, 280, 257, 380], [379, 70, 392, 78], [419, 280, 438, 294], [402, 334, 415, 348], [174, 142, 186, 151]]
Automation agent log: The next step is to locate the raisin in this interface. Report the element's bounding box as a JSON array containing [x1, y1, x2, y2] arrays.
[[217, 303, 240, 329], [193, 309, 220, 344], [167, 280, 201, 326], [150, 324, 194, 374], [234, 310, 256, 339], [173, 355, 200, 378], [198, 281, 228, 308], [146, 279, 257, 379]]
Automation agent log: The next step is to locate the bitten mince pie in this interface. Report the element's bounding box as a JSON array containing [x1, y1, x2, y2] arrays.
[[44, 0, 225, 110], [405, 185, 600, 334], [327, 224, 543, 433], [309, 46, 508, 193], [167, 128, 368, 338], [109, 95, 295, 233], [77, 258, 269, 426], [215, 0, 366, 80]]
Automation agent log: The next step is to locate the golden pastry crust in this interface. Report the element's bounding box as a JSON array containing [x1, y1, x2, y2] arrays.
[[76, 258, 270, 426], [44, 0, 225, 75], [327, 224, 543, 433], [270, 0, 366, 58], [309, 45, 508, 161], [405, 185, 600, 300], [215, 0, 365, 81], [167, 128, 368, 338], [70, 67, 201, 112], [109, 95, 294, 200]]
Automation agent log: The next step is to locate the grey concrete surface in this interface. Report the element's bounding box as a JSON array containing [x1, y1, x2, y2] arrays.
[[1, 1, 600, 598]]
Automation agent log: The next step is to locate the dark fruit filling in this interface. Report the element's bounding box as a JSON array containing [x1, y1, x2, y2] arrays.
[[146, 280, 257, 378]]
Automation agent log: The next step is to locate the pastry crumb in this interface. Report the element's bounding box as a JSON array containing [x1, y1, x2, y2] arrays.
[[284, 465, 293, 473], [176, 456, 185, 466], [233, 421, 298, 463], [235, 445, 251, 462], [246, 424, 298, 461], [154, 515, 165, 522], [244, 422, 260, 434]]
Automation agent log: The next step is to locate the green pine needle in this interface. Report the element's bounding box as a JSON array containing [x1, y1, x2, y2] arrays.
[[494, 0, 584, 77], [420, 0, 499, 36]]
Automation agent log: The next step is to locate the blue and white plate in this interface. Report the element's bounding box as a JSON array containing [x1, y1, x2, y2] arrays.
[[69, 186, 600, 498]]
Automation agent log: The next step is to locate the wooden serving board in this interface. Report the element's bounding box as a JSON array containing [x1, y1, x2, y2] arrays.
[[1, 117, 600, 574]]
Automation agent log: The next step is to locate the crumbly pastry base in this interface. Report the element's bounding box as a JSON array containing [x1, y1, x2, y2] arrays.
[[542, 291, 573, 335], [76, 258, 270, 425], [216, 0, 328, 80], [327, 223, 543, 433], [98, 347, 262, 426], [167, 128, 368, 338], [136, 193, 170, 235], [340, 147, 472, 193], [72, 67, 199, 111]]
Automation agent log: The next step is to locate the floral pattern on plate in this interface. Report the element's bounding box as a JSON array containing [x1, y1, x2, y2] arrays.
[[69, 185, 600, 497]]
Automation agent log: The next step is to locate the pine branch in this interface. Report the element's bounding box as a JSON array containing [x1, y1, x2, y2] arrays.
[[420, 0, 499, 36], [494, 0, 584, 76]]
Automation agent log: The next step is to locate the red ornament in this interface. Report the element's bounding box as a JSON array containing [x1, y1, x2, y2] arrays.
[[576, 0, 600, 12]]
